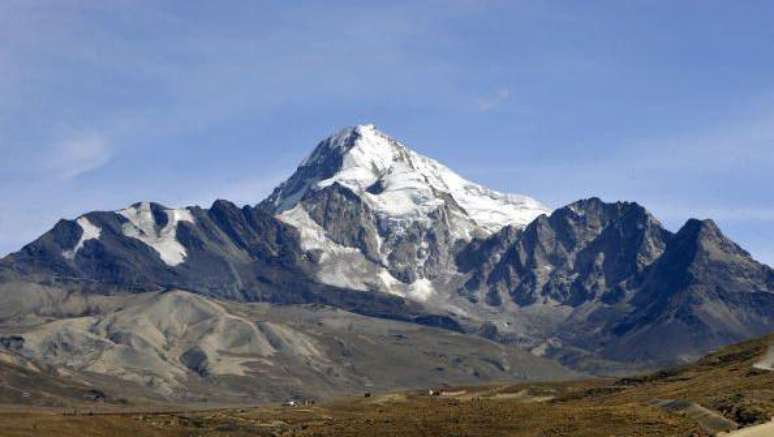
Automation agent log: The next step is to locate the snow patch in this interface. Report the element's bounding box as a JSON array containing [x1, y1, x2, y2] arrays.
[[62, 216, 102, 260], [118, 202, 194, 266], [753, 345, 774, 371], [407, 278, 435, 302], [375, 269, 436, 303], [275, 205, 440, 299], [278, 203, 335, 254], [279, 203, 440, 302], [280, 204, 380, 291]]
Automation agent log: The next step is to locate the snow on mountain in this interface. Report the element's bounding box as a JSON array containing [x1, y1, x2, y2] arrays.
[[61, 216, 102, 260], [57, 202, 195, 267], [266, 124, 548, 238], [118, 202, 195, 266], [50, 125, 548, 305], [260, 124, 549, 299]]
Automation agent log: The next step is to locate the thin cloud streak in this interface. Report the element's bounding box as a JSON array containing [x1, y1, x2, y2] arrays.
[[47, 131, 112, 180], [477, 88, 512, 111]]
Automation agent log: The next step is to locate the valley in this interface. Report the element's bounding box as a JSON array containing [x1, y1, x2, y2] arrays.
[[2, 333, 774, 436]]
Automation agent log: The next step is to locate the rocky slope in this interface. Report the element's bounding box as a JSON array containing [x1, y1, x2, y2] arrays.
[[0, 285, 575, 403], [456, 198, 774, 371], [601, 218, 774, 362], [457, 198, 670, 307]]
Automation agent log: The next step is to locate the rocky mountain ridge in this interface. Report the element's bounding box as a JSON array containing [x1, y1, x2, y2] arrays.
[[454, 198, 774, 371]]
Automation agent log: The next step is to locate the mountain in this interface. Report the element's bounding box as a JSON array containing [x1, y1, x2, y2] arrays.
[[602, 218, 774, 362], [1, 123, 772, 391], [259, 123, 548, 293], [2, 200, 305, 297], [457, 198, 670, 307], [457, 198, 774, 372], [0, 199, 463, 330]]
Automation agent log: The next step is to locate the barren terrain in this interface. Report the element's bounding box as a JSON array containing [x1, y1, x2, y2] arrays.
[[2, 333, 774, 436]]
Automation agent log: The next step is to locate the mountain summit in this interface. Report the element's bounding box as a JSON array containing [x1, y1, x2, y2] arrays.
[[262, 124, 548, 235], [259, 124, 548, 294]]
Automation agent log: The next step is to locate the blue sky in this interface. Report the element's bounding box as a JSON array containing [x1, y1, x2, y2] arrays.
[[1, 1, 773, 265]]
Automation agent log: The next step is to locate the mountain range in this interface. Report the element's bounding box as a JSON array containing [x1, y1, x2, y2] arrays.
[[1, 124, 772, 401]]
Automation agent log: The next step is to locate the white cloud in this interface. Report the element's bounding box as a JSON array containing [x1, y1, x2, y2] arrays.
[[477, 88, 511, 111], [48, 131, 112, 179]]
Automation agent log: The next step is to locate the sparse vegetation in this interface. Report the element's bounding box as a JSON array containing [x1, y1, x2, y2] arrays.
[[1, 333, 774, 436]]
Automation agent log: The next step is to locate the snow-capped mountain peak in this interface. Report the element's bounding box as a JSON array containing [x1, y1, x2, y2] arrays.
[[257, 124, 550, 298], [264, 124, 549, 236], [298, 123, 390, 167]]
